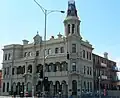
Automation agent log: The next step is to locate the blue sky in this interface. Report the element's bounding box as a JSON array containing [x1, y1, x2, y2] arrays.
[[0, 0, 120, 69]]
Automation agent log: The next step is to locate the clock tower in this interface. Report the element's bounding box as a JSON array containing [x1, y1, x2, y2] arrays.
[[64, 0, 81, 39]]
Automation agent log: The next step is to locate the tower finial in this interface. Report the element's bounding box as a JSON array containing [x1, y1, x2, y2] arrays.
[[67, 0, 77, 17], [37, 31, 39, 35], [68, 0, 75, 4]]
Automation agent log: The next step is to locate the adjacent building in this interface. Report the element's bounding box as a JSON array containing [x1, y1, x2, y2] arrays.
[[93, 53, 120, 94], [0, 70, 2, 95], [1, 0, 119, 97]]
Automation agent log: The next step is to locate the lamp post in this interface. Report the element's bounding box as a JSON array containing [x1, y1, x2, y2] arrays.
[[98, 76, 101, 98], [34, 0, 65, 96], [80, 70, 84, 98]]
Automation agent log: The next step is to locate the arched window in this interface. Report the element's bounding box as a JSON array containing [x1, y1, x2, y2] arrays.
[[87, 82, 89, 92], [60, 47, 64, 53], [72, 62, 76, 71], [3, 82, 5, 92], [90, 67, 92, 75], [17, 66, 21, 74], [36, 51, 39, 56], [28, 65, 32, 73], [12, 83, 16, 93], [5, 54, 7, 60], [27, 82, 32, 92], [24, 52, 27, 57], [55, 48, 59, 54], [68, 24, 70, 34], [84, 81, 86, 91], [21, 66, 25, 74], [8, 53, 11, 60], [17, 82, 21, 95], [72, 24, 75, 34], [28, 52, 32, 56], [55, 81, 60, 94], [83, 50, 85, 58], [12, 68, 14, 75], [72, 80, 77, 95], [7, 82, 9, 92], [90, 82, 92, 92], [48, 48, 52, 55], [36, 64, 43, 73]]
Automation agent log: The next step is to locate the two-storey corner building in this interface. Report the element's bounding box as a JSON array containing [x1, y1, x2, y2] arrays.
[[93, 53, 120, 95], [1, 0, 93, 97]]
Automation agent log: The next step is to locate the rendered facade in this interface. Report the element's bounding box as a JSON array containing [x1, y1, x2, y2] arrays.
[[1, 0, 119, 97], [93, 53, 120, 93]]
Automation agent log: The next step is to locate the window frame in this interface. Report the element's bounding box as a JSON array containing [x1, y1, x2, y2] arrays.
[[48, 48, 52, 55], [7, 82, 9, 92], [36, 51, 39, 56], [3, 82, 5, 92], [60, 47, 64, 53], [72, 24, 75, 34], [83, 50, 85, 58], [68, 24, 70, 34], [72, 44, 76, 53], [55, 48, 59, 54], [72, 62, 76, 71], [5, 54, 7, 60]]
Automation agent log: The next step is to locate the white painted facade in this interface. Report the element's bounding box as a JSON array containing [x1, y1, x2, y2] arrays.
[[1, 0, 94, 97]]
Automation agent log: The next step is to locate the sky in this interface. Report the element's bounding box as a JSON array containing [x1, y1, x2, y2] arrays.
[[0, 0, 120, 69]]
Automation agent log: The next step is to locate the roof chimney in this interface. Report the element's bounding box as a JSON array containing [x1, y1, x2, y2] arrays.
[[22, 40, 29, 45], [104, 52, 108, 59], [50, 36, 54, 40]]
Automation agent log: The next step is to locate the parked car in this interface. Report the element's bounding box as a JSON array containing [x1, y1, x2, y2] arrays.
[[25, 91, 32, 97]]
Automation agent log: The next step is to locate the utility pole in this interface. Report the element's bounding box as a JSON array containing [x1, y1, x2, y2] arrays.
[[99, 76, 101, 98], [34, 0, 65, 96]]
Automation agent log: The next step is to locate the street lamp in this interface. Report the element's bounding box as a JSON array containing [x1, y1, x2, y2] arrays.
[[34, 0, 65, 96], [98, 76, 101, 98]]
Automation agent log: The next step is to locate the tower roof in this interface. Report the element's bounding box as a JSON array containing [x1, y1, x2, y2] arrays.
[[67, 0, 77, 17]]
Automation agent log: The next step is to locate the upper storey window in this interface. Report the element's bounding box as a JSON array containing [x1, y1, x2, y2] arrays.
[[72, 24, 75, 34], [72, 44, 76, 53], [4, 54, 7, 60], [83, 50, 85, 58], [60, 47, 64, 53], [48, 48, 52, 55], [36, 51, 39, 56], [87, 52, 89, 59], [68, 24, 70, 34], [55, 48, 59, 54], [89, 52, 91, 60], [28, 52, 32, 56], [8, 53, 11, 60], [24, 52, 27, 57], [72, 62, 76, 71]]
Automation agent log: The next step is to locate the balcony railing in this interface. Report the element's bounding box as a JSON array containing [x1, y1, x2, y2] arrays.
[[101, 63, 107, 68], [112, 76, 119, 82], [112, 66, 120, 72], [95, 62, 107, 68], [69, 70, 80, 75], [101, 75, 107, 80]]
